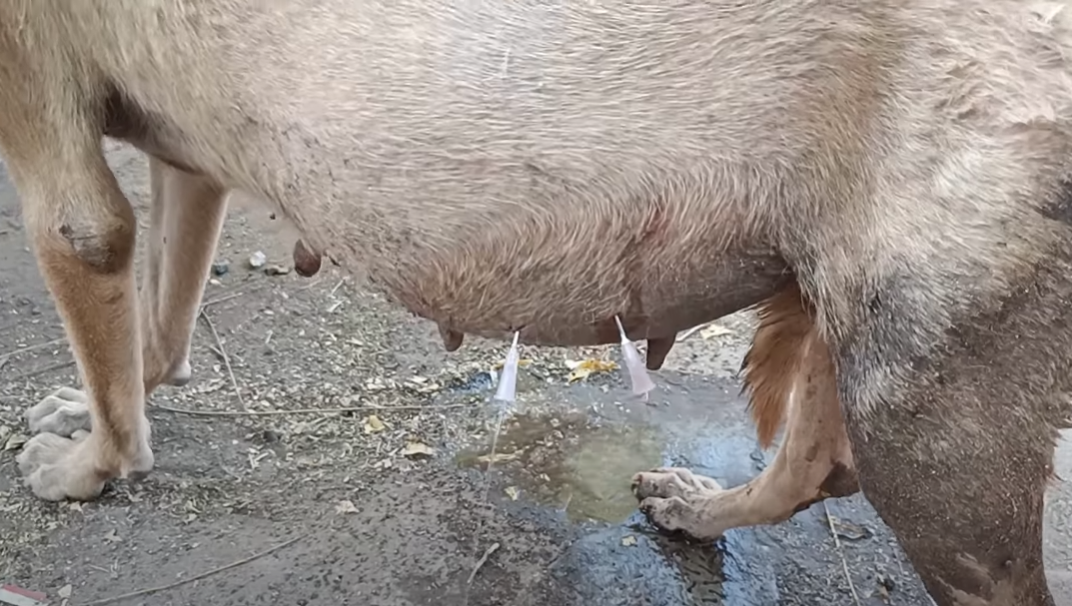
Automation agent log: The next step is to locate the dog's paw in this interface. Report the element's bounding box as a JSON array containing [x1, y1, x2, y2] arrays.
[[19, 386, 155, 501], [633, 467, 727, 541], [632, 467, 723, 500], [167, 359, 192, 387], [25, 387, 92, 437], [16, 432, 106, 501]]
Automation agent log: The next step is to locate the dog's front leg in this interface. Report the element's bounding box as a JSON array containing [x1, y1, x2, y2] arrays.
[[12, 155, 229, 501], [633, 284, 858, 539], [1, 134, 151, 500]]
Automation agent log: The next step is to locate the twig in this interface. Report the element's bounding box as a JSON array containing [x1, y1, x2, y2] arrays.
[[9, 360, 76, 381], [677, 322, 710, 342], [198, 309, 245, 410], [200, 284, 271, 309], [0, 336, 66, 358], [152, 402, 471, 417], [823, 501, 862, 606], [83, 536, 301, 606], [466, 542, 500, 585]]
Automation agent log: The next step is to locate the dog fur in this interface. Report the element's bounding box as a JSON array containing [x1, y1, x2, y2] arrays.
[[3, 1, 1072, 603]]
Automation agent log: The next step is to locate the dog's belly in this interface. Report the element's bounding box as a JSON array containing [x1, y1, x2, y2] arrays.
[[106, 0, 816, 346]]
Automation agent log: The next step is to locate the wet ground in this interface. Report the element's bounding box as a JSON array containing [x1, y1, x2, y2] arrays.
[[1, 143, 1071, 606]]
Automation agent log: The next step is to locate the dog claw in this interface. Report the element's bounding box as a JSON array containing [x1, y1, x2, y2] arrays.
[[646, 336, 675, 370], [439, 325, 464, 351], [293, 239, 323, 277]]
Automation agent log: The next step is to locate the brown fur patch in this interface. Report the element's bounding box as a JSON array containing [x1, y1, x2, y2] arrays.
[[741, 281, 813, 449]]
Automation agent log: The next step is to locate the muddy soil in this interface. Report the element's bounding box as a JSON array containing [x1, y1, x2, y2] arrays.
[[1, 143, 1071, 606]]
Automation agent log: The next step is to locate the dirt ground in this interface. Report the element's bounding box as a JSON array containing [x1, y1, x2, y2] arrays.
[[2, 143, 1072, 606]]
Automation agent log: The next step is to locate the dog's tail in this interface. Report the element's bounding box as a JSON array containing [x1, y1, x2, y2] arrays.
[[740, 280, 813, 449]]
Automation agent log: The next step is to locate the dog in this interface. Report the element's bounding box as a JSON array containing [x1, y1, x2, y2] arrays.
[[3, 1, 1072, 604]]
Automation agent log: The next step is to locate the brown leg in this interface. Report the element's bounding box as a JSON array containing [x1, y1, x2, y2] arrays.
[[633, 284, 858, 539], [11, 142, 226, 500], [22, 157, 229, 461], [0, 106, 149, 499]]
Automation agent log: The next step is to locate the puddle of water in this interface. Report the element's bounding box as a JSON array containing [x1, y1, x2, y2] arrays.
[[456, 412, 663, 523]]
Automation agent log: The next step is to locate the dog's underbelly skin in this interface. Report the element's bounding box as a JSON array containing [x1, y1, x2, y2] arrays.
[[102, 1, 806, 348]]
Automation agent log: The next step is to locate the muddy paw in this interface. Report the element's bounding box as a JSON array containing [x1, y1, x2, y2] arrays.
[[25, 387, 92, 437], [632, 467, 723, 500], [16, 432, 107, 501], [633, 468, 727, 541], [639, 495, 725, 541]]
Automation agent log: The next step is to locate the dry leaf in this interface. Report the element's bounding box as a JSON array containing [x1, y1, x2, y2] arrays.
[[830, 517, 872, 541], [363, 415, 386, 434], [504, 486, 520, 501], [406, 377, 442, 394], [58, 585, 72, 599], [493, 358, 532, 370], [402, 441, 436, 458], [700, 324, 732, 339], [621, 535, 638, 547], [3, 433, 27, 451], [335, 499, 359, 514], [565, 358, 619, 383]]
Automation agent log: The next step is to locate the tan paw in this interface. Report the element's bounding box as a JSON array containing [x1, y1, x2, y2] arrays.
[[25, 387, 92, 437], [19, 387, 155, 501], [632, 467, 723, 500], [16, 432, 107, 501]]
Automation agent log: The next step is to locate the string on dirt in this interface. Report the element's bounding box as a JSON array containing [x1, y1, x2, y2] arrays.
[[81, 535, 302, 606]]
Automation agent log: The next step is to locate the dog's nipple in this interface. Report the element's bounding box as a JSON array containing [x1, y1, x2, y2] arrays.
[[644, 336, 675, 371], [438, 324, 464, 352], [292, 239, 323, 277]]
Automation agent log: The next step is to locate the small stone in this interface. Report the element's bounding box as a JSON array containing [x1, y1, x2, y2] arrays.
[[248, 251, 267, 269], [211, 260, 230, 276], [265, 264, 291, 276]]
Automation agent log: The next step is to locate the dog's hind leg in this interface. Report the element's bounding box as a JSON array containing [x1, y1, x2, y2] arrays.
[[138, 158, 229, 391], [813, 236, 1072, 604], [634, 282, 858, 540]]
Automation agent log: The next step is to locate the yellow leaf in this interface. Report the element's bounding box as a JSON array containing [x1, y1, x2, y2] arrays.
[[363, 415, 386, 434], [493, 358, 532, 370], [621, 535, 638, 547], [504, 486, 521, 501], [402, 441, 436, 458], [566, 358, 619, 383]]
